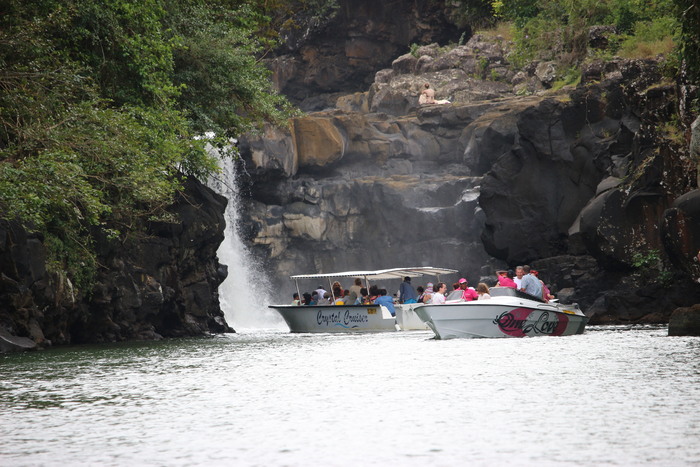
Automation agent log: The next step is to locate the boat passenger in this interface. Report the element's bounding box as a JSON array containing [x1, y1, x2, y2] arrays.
[[422, 283, 434, 303], [374, 289, 396, 316], [459, 278, 478, 301], [334, 289, 348, 305], [315, 285, 327, 301], [292, 293, 301, 306], [348, 278, 362, 304], [415, 286, 425, 302], [519, 265, 543, 298], [513, 266, 525, 289], [355, 287, 369, 305], [476, 283, 491, 300], [317, 292, 332, 305], [430, 282, 447, 304], [531, 270, 553, 302], [310, 292, 319, 306], [302, 292, 312, 305], [496, 270, 517, 288], [399, 276, 418, 304], [368, 284, 380, 303]]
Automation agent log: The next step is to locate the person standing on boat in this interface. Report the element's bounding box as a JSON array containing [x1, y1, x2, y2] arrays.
[[347, 278, 363, 304], [399, 276, 418, 304], [374, 289, 396, 316], [315, 285, 327, 301], [430, 283, 447, 304], [459, 278, 478, 301], [519, 265, 542, 298]]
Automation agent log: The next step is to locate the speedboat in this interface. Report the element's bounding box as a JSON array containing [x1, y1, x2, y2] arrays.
[[269, 267, 457, 333], [414, 287, 589, 339]]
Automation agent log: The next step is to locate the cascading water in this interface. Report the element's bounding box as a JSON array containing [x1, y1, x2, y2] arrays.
[[206, 144, 286, 331]]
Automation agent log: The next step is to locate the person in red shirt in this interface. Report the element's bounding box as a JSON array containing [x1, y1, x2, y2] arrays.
[[458, 278, 478, 301]]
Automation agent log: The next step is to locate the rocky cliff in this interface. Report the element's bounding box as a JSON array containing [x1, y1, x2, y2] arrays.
[[0, 177, 232, 352], [267, 0, 462, 111], [239, 31, 700, 324]]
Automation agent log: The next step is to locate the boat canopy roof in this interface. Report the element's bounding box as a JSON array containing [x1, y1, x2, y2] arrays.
[[290, 267, 459, 281]]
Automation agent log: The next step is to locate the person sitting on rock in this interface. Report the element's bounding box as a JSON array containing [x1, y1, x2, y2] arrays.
[[419, 83, 450, 105]]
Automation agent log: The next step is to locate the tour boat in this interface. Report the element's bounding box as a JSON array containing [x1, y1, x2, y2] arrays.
[[414, 287, 589, 339], [269, 267, 457, 333]]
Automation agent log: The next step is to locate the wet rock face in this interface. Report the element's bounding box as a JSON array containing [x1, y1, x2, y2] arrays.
[[0, 177, 232, 351]]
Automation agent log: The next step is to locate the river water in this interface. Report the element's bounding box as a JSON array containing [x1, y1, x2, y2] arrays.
[[1, 325, 699, 466]]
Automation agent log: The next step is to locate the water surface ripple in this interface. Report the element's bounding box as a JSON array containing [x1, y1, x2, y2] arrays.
[[1, 325, 699, 466]]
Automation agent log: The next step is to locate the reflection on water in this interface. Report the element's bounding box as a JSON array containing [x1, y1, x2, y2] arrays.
[[1, 326, 699, 466]]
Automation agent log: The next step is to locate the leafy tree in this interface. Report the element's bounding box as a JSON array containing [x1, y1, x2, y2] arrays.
[[0, 0, 296, 291]]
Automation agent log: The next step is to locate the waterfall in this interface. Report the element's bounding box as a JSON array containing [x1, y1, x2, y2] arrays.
[[206, 144, 286, 331]]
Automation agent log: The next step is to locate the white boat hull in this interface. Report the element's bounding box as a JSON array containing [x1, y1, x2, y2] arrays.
[[414, 296, 588, 339], [269, 305, 397, 333], [395, 303, 430, 331]]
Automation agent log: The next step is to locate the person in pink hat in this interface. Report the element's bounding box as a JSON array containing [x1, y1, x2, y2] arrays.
[[458, 278, 478, 301]]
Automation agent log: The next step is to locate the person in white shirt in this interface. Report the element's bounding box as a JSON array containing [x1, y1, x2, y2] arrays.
[[476, 283, 491, 300], [430, 282, 447, 304], [513, 266, 524, 289]]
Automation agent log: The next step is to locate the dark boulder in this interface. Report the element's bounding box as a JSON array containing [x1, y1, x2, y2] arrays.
[[669, 304, 700, 336]]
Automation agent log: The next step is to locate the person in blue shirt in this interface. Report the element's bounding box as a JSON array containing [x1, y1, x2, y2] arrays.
[[519, 265, 543, 298], [399, 276, 418, 304], [373, 289, 396, 316]]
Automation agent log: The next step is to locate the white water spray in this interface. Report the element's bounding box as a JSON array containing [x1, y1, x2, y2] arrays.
[[206, 144, 286, 331]]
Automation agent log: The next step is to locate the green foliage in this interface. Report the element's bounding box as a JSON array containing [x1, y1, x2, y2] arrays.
[[550, 66, 582, 91], [674, 0, 700, 82], [632, 249, 662, 268], [497, 0, 678, 67], [618, 16, 678, 58], [0, 0, 297, 293], [167, 1, 299, 138], [631, 249, 673, 285]]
